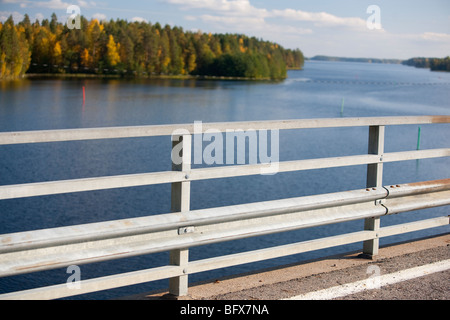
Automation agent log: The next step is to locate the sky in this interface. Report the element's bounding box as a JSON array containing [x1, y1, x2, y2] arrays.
[[1, 0, 449, 60]]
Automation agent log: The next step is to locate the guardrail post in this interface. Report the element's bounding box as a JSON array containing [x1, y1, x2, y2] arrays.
[[169, 134, 192, 296], [363, 125, 385, 258]]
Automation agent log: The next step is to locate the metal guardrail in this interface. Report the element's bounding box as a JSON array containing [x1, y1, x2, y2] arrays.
[[0, 116, 449, 300]]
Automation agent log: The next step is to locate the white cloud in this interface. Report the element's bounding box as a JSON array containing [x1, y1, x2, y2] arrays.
[[271, 9, 366, 29], [2, 0, 71, 9], [166, 0, 383, 50], [131, 16, 148, 23], [420, 32, 450, 42], [166, 0, 314, 39], [167, 0, 268, 18], [0, 10, 23, 22], [0, 10, 44, 23], [199, 14, 264, 28], [199, 14, 312, 36], [167, 0, 366, 29], [1, 0, 94, 9], [92, 13, 107, 21], [35, 12, 44, 21]]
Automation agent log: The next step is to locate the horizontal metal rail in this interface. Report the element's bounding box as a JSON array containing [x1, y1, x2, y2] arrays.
[[0, 187, 389, 254], [1, 149, 449, 200], [0, 116, 449, 299], [0, 116, 449, 145], [1, 179, 449, 256], [0, 219, 448, 300], [0, 180, 449, 278]]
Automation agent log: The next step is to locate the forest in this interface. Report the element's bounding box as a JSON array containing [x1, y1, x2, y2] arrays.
[[0, 14, 304, 80]]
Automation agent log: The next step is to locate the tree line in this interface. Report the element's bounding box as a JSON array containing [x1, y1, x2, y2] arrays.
[[402, 57, 450, 72], [0, 14, 304, 80]]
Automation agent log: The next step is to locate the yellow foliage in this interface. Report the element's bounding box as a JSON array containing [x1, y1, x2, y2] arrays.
[[187, 53, 197, 73], [163, 56, 171, 67], [13, 57, 23, 77], [40, 37, 50, 55], [49, 32, 56, 44], [52, 41, 62, 65], [53, 42, 62, 57], [179, 57, 186, 75], [106, 35, 121, 66], [81, 48, 90, 67], [88, 19, 104, 34], [213, 43, 222, 56], [0, 52, 6, 77], [239, 37, 246, 53]]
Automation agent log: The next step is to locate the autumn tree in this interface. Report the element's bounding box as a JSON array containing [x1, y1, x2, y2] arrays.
[[106, 34, 120, 67], [0, 15, 30, 78]]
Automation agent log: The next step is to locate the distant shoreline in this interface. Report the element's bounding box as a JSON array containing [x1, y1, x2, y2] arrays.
[[308, 55, 403, 64], [21, 73, 285, 82], [308, 55, 450, 72]]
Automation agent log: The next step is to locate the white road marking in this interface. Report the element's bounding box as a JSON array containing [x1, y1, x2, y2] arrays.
[[285, 259, 450, 300]]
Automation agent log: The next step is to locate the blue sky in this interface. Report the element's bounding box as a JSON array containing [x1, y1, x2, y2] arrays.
[[1, 0, 449, 59]]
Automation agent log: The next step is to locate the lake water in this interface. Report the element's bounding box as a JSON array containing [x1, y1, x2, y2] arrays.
[[0, 61, 449, 299]]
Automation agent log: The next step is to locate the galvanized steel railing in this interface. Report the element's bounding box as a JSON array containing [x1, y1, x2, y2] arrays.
[[0, 116, 449, 299]]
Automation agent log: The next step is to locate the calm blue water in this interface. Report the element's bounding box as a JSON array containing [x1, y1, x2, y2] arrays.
[[0, 61, 449, 299]]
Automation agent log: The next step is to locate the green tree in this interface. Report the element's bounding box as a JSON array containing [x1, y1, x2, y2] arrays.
[[49, 13, 58, 34]]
